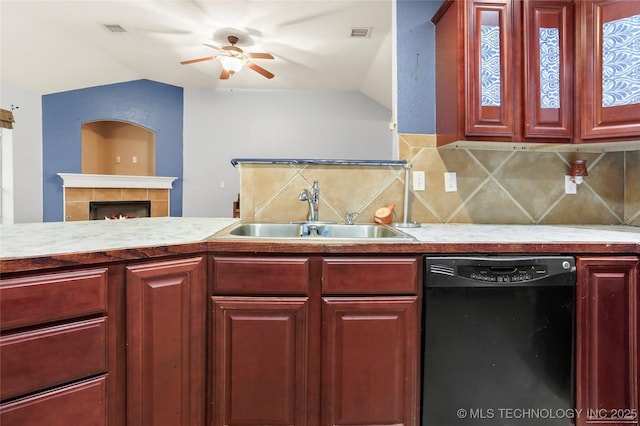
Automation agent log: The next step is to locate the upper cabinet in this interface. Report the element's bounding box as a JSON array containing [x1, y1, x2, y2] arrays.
[[433, 0, 640, 146], [464, 0, 521, 139], [524, 0, 574, 139], [577, 0, 640, 141]]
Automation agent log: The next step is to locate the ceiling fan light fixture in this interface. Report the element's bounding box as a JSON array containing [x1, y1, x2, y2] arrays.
[[219, 54, 245, 74], [182, 35, 274, 79]]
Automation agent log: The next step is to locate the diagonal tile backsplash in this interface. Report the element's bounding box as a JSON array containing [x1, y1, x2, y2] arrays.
[[238, 134, 639, 225], [401, 134, 638, 225], [625, 150, 640, 226], [240, 163, 406, 224]]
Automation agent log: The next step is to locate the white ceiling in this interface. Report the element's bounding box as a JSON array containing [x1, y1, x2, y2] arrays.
[[0, 0, 393, 108]]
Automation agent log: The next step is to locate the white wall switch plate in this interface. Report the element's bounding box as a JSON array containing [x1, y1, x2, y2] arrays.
[[413, 171, 425, 191], [565, 175, 577, 194], [444, 172, 457, 192]]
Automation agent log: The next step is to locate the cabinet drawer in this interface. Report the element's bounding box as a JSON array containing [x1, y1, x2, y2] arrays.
[[0, 268, 108, 331], [213, 256, 309, 295], [0, 317, 107, 400], [0, 375, 107, 426], [322, 257, 418, 295]]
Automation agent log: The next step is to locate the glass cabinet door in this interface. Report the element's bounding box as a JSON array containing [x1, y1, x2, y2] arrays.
[[524, 0, 573, 139], [465, 0, 518, 137], [579, 0, 640, 140]]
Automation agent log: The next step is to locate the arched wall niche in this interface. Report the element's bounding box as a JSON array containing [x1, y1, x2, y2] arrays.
[[82, 120, 156, 176]]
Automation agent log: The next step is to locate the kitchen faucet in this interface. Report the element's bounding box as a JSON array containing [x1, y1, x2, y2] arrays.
[[298, 180, 320, 222]]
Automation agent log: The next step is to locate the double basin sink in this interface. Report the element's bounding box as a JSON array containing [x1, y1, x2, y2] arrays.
[[217, 222, 415, 241]]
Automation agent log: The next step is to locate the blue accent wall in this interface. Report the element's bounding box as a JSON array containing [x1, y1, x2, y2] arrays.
[[42, 80, 183, 221], [397, 0, 442, 134]]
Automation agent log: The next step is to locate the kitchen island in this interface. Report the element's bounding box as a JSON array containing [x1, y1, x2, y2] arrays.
[[1, 218, 638, 426]]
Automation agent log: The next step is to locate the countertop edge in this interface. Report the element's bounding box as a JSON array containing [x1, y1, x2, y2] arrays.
[[1, 219, 638, 274], [2, 239, 638, 275]]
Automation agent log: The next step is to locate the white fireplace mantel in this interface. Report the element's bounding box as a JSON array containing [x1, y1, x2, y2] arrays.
[[58, 173, 177, 189]]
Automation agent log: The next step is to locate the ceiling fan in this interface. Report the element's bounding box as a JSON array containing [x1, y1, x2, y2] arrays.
[[181, 35, 275, 80]]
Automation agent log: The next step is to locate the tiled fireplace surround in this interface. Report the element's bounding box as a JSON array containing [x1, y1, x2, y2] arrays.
[[59, 174, 174, 221], [64, 188, 169, 221], [240, 135, 640, 226]]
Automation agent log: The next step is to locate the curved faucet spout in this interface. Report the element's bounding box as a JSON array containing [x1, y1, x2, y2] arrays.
[[298, 180, 320, 222]]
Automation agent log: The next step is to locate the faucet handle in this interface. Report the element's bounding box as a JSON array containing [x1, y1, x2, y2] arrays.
[[345, 212, 359, 225]]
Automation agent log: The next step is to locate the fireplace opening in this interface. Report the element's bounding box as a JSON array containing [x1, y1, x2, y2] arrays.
[[89, 200, 151, 220]]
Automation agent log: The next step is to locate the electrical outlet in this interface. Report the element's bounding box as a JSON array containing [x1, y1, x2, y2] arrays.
[[413, 171, 426, 191], [444, 172, 457, 192], [132, 156, 137, 164], [565, 175, 577, 194], [116, 155, 121, 164]]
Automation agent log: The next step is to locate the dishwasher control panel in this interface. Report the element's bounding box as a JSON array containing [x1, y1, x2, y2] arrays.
[[458, 265, 547, 283], [425, 256, 576, 287]]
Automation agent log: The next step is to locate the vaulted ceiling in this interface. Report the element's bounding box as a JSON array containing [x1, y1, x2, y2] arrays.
[[0, 0, 393, 108]]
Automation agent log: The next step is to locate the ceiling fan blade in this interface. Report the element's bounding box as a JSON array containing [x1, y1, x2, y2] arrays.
[[246, 61, 275, 79], [203, 43, 222, 51], [220, 69, 231, 80], [246, 52, 274, 60], [180, 56, 216, 65]]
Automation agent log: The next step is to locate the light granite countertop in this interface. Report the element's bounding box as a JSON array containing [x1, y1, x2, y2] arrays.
[[0, 217, 239, 260], [1, 218, 638, 262], [401, 224, 640, 243]]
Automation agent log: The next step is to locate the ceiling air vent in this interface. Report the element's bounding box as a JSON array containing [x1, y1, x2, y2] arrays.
[[350, 27, 371, 38], [104, 24, 126, 33]]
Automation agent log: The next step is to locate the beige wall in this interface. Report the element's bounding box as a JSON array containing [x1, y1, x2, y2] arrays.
[[82, 121, 156, 176], [239, 134, 640, 226]]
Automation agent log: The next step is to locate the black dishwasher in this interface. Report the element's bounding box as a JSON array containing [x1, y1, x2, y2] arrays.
[[422, 256, 576, 425]]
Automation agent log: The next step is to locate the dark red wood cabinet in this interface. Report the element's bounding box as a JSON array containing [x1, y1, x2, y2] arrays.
[[321, 297, 418, 426], [211, 256, 315, 426], [576, 0, 640, 141], [576, 256, 639, 426], [433, 0, 574, 145], [0, 267, 124, 426], [126, 256, 207, 426], [0, 256, 207, 426], [321, 257, 419, 426], [433, 0, 640, 146], [212, 296, 311, 426], [9, 250, 640, 426], [211, 255, 421, 426]]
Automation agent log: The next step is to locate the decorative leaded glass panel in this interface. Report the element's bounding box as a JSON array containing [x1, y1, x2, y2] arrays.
[[539, 28, 560, 108], [481, 24, 501, 107], [602, 14, 640, 107]]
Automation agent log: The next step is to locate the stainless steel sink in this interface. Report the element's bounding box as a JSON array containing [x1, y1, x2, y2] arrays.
[[314, 224, 411, 239], [228, 223, 304, 238], [219, 222, 415, 241]]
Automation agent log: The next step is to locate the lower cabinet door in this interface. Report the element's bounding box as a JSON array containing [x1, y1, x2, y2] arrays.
[[0, 375, 107, 426], [321, 296, 419, 426], [211, 296, 311, 426], [126, 257, 206, 426], [576, 256, 639, 426]]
